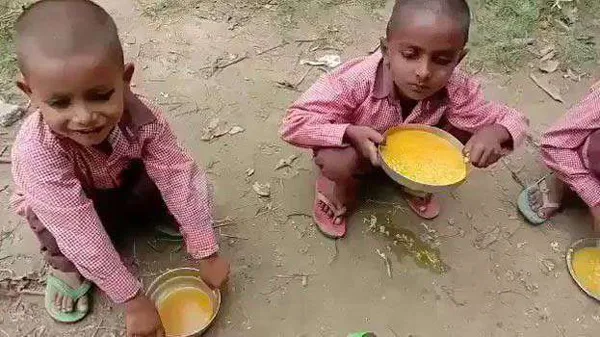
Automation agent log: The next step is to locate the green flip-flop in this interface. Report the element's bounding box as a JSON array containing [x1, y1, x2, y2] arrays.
[[45, 275, 92, 323]]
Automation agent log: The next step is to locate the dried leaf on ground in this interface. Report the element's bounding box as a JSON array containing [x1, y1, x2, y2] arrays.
[[275, 154, 299, 170], [474, 226, 500, 249], [539, 60, 560, 73], [530, 73, 564, 103], [229, 126, 245, 135]]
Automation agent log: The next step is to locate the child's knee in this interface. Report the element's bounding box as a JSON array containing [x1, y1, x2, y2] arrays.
[[314, 147, 363, 181]]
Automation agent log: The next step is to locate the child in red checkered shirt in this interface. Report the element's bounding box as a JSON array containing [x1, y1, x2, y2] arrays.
[[10, 0, 228, 334], [518, 82, 600, 234], [280, 0, 528, 238]]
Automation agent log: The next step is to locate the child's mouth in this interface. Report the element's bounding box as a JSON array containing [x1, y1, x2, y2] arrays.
[[72, 126, 105, 135]]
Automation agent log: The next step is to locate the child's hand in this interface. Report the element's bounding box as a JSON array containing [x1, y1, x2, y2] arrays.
[[464, 124, 510, 168], [199, 254, 230, 289], [344, 125, 384, 166], [125, 293, 165, 337]]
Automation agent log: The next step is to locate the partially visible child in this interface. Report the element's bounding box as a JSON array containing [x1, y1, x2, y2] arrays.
[[518, 84, 600, 234], [280, 0, 528, 238], [10, 0, 229, 335]]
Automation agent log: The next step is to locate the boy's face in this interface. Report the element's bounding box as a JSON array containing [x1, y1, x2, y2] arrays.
[[18, 53, 134, 147], [382, 10, 467, 101]]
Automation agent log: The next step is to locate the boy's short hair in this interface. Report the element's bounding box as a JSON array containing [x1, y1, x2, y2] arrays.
[[16, 0, 123, 76], [386, 0, 471, 43]]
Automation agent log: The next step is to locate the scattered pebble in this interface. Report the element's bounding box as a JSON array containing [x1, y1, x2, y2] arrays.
[[252, 182, 271, 197], [275, 154, 299, 170], [245, 168, 255, 176]]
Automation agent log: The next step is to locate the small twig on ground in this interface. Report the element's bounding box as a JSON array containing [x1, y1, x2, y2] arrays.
[[91, 318, 104, 337], [0, 158, 11, 164], [18, 289, 44, 296], [387, 326, 399, 337], [200, 54, 249, 73], [328, 240, 339, 265], [0, 255, 12, 261], [376, 249, 392, 278], [275, 67, 313, 91], [501, 159, 525, 188], [220, 233, 249, 240], [295, 37, 325, 43], [274, 273, 317, 278], [0, 145, 8, 157], [286, 212, 312, 218], [256, 42, 288, 56], [0, 185, 8, 193]]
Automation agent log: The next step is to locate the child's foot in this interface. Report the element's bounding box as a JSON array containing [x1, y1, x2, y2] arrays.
[[404, 193, 441, 219], [518, 174, 563, 224], [313, 176, 355, 238], [48, 268, 90, 314]]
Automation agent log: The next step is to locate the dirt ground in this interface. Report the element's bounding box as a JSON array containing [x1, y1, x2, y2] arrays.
[[1, 0, 600, 336]]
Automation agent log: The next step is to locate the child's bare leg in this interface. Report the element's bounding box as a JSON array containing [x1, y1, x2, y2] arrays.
[[26, 210, 88, 313], [314, 147, 370, 223], [527, 174, 564, 218]]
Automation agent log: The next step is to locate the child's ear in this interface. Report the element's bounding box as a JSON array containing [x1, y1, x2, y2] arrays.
[[16, 73, 32, 97], [380, 37, 389, 63], [123, 63, 135, 83], [457, 48, 469, 64]]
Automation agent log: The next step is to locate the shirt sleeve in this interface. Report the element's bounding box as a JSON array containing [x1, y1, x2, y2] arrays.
[[12, 141, 140, 304], [140, 111, 219, 259], [279, 62, 369, 148], [446, 71, 529, 148], [541, 90, 600, 207]]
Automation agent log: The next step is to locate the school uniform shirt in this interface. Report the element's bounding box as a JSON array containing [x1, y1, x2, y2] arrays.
[[280, 51, 528, 150], [541, 89, 600, 207], [10, 92, 218, 303]]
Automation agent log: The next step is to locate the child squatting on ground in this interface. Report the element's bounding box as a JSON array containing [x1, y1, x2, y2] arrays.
[[9, 0, 229, 335], [280, 0, 530, 239], [518, 82, 600, 234]]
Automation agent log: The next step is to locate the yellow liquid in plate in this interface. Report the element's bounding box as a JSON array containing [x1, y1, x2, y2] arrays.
[[381, 130, 466, 186], [158, 287, 214, 336], [572, 247, 600, 296]]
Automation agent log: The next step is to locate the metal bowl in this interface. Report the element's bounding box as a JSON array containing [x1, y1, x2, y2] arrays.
[[378, 124, 469, 194], [566, 238, 600, 302], [146, 268, 221, 336]]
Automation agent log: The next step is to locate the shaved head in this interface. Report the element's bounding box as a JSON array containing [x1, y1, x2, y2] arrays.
[[16, 0, 123, 77], [386, 0, 471, 44]]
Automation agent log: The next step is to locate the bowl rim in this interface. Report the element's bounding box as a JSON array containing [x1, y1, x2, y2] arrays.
[[565, 238, 600, 302], [378, 124, 469, 193], [145, 267, 222, 336]]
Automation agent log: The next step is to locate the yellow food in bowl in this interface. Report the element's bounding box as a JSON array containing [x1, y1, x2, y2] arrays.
[[572, 247, 600, 296], [381, 129, 466, 186], [158, 287, 214, 336]]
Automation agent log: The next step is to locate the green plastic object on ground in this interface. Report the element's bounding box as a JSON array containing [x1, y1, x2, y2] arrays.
[[347, 333, 376, 337]]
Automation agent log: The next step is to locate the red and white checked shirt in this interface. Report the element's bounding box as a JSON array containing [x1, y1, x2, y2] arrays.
[[280, 52, 528, 149], [541, 89, 600, 207], [10, 92, 218, 303]]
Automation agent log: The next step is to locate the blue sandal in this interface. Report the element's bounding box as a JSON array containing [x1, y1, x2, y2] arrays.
[[518, 176, 560, 225]]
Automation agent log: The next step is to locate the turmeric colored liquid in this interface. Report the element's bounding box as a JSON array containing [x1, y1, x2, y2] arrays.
[[157, 287, 213, 336], [381, 130, 466, 186], [572, 247, 600, 296]]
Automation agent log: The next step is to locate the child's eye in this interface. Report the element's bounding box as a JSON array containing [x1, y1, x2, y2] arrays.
[[434, 57, 453, 65], [400, 49, 418, 59], [90, 89, 115, 102], [47, 98, 71, 109]]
